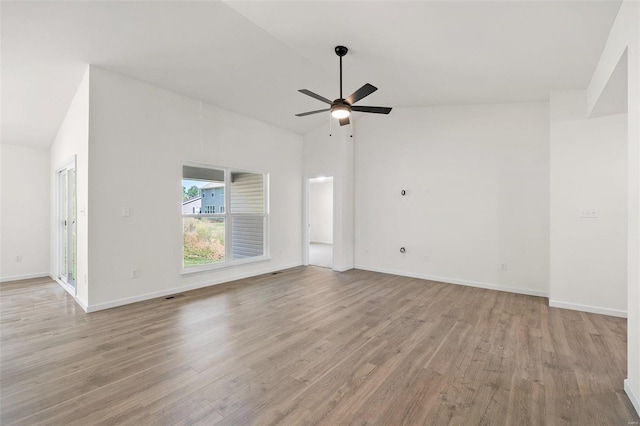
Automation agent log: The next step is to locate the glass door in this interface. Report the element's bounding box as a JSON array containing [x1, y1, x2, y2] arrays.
[[58, 165, 76, 289]]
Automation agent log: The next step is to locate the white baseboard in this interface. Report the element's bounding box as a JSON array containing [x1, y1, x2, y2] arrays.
[[354, 264, 548, 298], [333, 264, 354, 272], [0, 272, 51, 283], [548, 300, 627, 318], [625, 379, 640, 417], [85, 262, 302, 313], [75, 296, 89, 313]]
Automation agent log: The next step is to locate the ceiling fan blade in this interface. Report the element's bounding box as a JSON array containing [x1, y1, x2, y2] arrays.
[[298, 89, 333, 105], [351, 106, 392, 114], [295, 108, 331, 117], [339, 116, 350, 126], [345, 83, 377, 105]]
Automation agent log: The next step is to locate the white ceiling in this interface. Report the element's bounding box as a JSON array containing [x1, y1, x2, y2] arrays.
[[1, 0, 621, 147]]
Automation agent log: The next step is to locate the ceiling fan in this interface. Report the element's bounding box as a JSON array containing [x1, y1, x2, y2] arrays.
[[295, 45, 392, 126]]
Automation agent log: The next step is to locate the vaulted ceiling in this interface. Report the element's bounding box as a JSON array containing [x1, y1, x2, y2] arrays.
[[1, 1, 621, 147]]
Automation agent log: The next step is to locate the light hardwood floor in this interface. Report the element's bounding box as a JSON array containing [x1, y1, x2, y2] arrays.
[[1, 267, 638, 425]]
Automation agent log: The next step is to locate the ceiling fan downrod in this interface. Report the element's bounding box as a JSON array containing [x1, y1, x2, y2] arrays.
[[335, 45, 348, 100]]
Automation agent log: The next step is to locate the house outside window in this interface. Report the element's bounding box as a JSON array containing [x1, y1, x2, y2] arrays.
[[200, 184, 224, 213]]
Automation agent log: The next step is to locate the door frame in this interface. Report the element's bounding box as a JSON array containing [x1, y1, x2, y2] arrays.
[[303, 176, 335, 269], [55, 157, 77, 297]]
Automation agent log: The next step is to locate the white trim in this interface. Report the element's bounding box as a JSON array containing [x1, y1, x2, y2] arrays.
[[75, 296, 89, 313], [55, 278, 76, 297], [85, 262, 302, 312], [0, 272, 51, 283], [354, 264, 548, 298], [181, 255, 271, 275], [304, 175, 335, 269], [54, 156, 77, 291], [182, 163, 269, 271], [264, 173, 271, 260], [625, 379, 640, 417], [329, 177, 335, 271], [302, 177, 310, 266], [333, 264, 354, 272], [549, 299, 627, 318]]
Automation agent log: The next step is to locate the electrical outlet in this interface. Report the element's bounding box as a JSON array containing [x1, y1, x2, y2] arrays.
[[15, 255, 22, 262], [423, 255, 429, 263], [500, 263, 507, 271], [579, 208, 599, 218], [131, 269, 139, 279], [122, 207, 131, 217]]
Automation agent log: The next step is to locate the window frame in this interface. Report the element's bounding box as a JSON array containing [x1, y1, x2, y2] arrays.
[[181, 162, 269, 274]]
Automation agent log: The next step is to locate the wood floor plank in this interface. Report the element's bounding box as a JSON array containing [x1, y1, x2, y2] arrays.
[[1, 267, 638, 425]]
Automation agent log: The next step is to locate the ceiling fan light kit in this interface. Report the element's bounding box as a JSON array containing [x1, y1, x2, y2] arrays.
[[296, 45, 392, 126], [331, 104, 350, 119]]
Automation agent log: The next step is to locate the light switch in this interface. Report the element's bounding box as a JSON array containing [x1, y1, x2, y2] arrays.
[[122, 207, 131, 217]]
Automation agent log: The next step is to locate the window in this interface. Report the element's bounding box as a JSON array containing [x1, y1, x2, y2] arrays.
[[182, 164, 267, 271], [229, 171, 265, 260]]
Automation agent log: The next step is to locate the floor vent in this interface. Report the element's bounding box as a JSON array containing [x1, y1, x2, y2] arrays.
[[165, 294, 185, 300]]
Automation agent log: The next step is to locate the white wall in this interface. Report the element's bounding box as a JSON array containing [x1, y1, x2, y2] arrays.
[[309, 179, 333, 244], [86, 67, 303, 309], [303, 124, 354, 271], [0, 144, 50, 281], [587, 0, 639, 414], [354, 103, 550, 297], [549, 90, 628, 317], [50, 67, 90, 306]]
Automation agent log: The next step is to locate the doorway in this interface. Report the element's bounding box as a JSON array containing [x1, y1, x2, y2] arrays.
[[57, 161, 76, 294], [307, 176, 334, 268]]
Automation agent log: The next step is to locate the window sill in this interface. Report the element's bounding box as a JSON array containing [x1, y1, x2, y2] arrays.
[[180, 255, 271, 276]]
